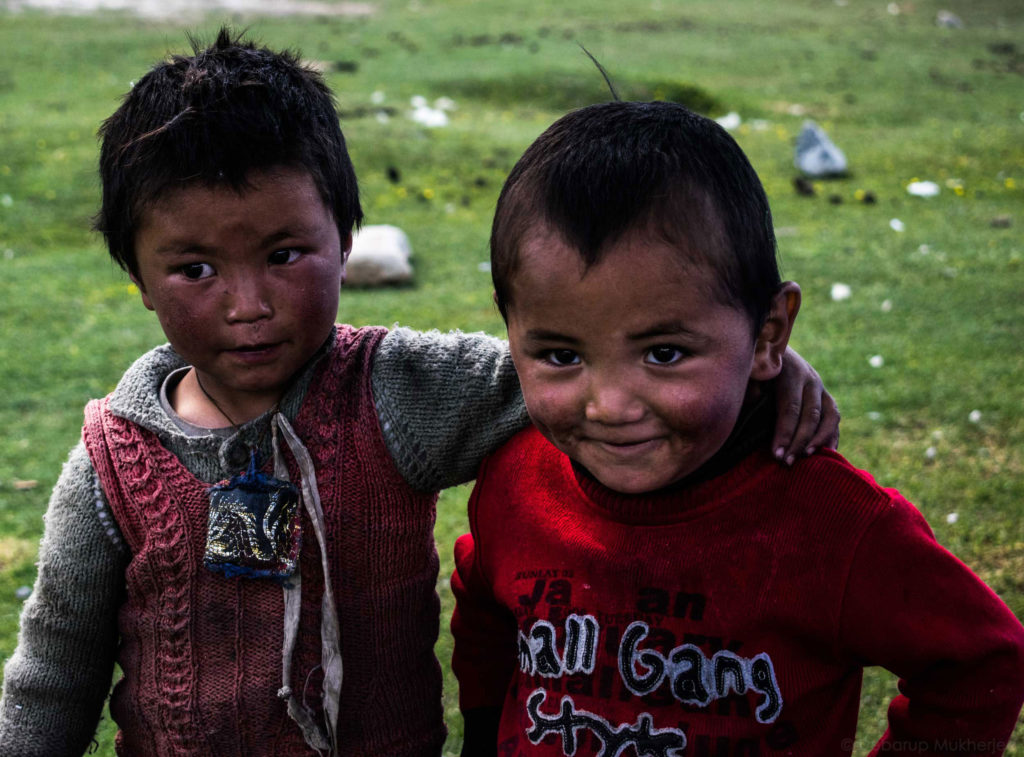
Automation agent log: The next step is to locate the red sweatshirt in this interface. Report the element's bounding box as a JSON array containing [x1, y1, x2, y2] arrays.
[[452, 427, 1024, 756]]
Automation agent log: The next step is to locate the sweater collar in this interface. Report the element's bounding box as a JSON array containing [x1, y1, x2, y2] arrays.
[[106, 327, 337, 482], [570, 391, 775, 524]]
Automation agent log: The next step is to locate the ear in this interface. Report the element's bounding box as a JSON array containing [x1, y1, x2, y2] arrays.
[[750, 282, 801, 381], [341, 233, 353, 264], [129, 272, 156, 312], [340, 232, 353, 284], [492, 290, 511, 325]]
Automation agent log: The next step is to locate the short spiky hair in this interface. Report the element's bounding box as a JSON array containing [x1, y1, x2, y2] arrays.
[[491, 101, 781, 332], [95, 28, 361, 275]]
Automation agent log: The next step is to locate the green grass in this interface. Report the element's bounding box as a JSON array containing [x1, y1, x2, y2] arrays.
[[1, 0, 1022, 753]]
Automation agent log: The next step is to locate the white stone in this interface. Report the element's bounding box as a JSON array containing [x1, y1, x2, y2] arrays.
[[410, 105, 448, 128], [907, 180, 940, 197], [346, 225, 413, 286], [715, 112, 741, 130], [830, 283, 852, 301]]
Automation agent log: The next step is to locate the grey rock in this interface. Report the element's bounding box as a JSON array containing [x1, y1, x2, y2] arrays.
[[794, 120, 848, 177]]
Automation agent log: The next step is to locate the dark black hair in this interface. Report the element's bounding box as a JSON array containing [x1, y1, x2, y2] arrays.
[[491, 100, 780, 332], [95, 28, 361, 276]]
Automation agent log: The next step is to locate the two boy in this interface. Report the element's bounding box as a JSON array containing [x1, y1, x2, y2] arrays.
[[0, 31, 837, 756], [452, 101, 1024, 755]]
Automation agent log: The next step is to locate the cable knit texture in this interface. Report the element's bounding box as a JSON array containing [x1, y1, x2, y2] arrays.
[[0, 324, 527, 755], [84, 325, 445, 756]]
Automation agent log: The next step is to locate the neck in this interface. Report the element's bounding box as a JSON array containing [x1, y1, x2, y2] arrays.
[[170, 369, 280, 429]]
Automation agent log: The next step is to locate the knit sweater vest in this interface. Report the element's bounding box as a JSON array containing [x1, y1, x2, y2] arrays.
[[83, 325, 446, 756]]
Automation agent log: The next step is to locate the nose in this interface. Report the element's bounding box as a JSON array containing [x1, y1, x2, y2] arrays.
[[584, 370, 645, 425], [224, 274, 273, 323]]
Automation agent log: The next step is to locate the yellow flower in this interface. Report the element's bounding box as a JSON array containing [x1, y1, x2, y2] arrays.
[[1006, 178, 1017, 190], [422, 188, 435, 200]]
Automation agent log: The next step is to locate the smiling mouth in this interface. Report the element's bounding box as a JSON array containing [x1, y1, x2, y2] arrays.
[[592, 438, 661, 453]]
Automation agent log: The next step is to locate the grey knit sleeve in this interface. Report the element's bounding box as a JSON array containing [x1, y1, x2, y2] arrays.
[[0, 442, 127, 756], [371, 328, 530, 491]]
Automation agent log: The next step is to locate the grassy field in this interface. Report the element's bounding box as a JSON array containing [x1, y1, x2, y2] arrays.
[[0, 0, 1021, 753]]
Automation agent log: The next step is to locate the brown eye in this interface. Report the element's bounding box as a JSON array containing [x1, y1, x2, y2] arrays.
[[269, 249, 301, 265], [180, 262, 214, 280], [647, 346, 685, 365], [545, 349, 580, 366]]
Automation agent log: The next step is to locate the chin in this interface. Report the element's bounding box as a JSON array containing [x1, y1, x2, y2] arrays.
[[592, 469, 679, 495]]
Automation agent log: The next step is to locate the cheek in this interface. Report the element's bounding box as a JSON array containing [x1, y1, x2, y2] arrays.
[[295, 262, 342, 321], [151, 292, 209, 337], [294, 283, 339, 321], [520, 375, 579, 433], [659, 382, 745, 442]]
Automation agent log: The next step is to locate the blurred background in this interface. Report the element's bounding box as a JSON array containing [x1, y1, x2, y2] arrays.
[[0, 0, 1021, 753]]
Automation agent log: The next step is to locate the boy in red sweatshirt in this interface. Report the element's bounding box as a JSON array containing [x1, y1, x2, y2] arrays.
[[451, 101, 1024, 756]]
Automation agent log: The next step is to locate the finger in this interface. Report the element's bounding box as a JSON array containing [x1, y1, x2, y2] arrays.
[[781, 381, 823, 464], [808, 392, 841, 451], [771, 385, 807, 463]]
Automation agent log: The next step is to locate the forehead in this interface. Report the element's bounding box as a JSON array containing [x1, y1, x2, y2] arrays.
[[507, 226, 745, 333], [137, 167, 329, 237], [512, 225, 713, 299]]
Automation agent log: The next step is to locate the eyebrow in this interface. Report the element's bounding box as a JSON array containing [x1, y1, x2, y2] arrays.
[[524, 321, 706, 344], [523, 328, 581, 344], [150, 227, 311, 257], [626, 320, 707, 342], [151, 241, 213, 257]]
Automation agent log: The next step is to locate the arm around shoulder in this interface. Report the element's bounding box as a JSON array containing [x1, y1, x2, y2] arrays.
[[837, 499, 1024, 754], [0, 442, 128, 756], [371, 327, 529, 490]]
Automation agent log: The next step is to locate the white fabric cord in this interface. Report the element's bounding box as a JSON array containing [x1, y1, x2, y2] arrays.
[[273, 414, 342, 755]]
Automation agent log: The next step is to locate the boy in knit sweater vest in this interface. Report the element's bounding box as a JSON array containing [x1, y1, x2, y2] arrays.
[[0, 32, 840, 756], [450, 101, 1024, 756]]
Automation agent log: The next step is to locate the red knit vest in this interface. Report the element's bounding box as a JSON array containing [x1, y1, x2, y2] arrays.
[[84, 325, 446, 756]]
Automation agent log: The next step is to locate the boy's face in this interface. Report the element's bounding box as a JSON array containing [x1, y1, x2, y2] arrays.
[[505, 227, 784, 495], [131, 167, 346, 420]]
